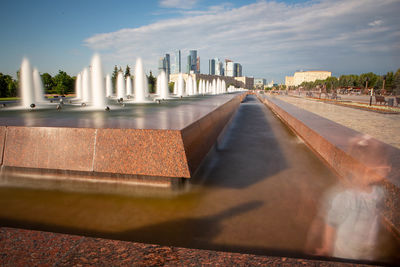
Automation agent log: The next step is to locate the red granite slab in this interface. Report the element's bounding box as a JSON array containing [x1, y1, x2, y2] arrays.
[[0, 126, 6, 164], [93, 129, 190, 178], [0, 227, 374, 266], [259, 94, 400, 239], [3, 126, 96, 172], [181, 97, 241, 174]]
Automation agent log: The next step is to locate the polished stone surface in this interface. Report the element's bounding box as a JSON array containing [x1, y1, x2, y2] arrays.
[[0, 227, 372, 266], [274, 95, 400, 149]]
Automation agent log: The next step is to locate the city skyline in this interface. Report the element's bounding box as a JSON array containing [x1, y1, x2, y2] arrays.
[[0, 0, 399, 83]]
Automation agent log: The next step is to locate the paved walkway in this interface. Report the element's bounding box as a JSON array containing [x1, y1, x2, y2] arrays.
[[270, 95, 400, 149]]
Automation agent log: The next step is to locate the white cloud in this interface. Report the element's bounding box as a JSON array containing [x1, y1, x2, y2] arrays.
[[369, 19, 383, 27], [84, 0, 400, 82], [159, 0, 198, 9]]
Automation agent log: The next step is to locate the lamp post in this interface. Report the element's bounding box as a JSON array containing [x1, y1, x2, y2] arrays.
[[382, 75, 386, 93]]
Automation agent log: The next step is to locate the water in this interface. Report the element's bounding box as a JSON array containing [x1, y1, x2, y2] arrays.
[[117, 72, 126, 100], [32, 68, 45, 104], [177, 73, 185, 97], [75, 73, 82, 100], [0, 95, 397, 264], [20, 58, 35, 109], [134, 58, 149, 102], [126, 76, 132, 97], [105, 74, 112, 98], [159, 71, 169, 99], [90, 54, 106, 109], [82, 67, 91, 103]]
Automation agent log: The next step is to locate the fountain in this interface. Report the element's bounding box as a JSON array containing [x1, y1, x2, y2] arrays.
[[192, 76, 197, 95], [20, 58, 35, 109], [126, 76, 132, 97], [32, 68, 45, 104], [173, 80, 177, 95], [82, 67, 91, 104], [106, 74, 112, 97], [134, 58, 149, 102], [90, 54, 106, 109], [117, 72, 126, 100], [177, 73, 185, 97], [212, 79, 217, 95], [186, 75, 193, 96], [158, 71, 169, 99], [75, 73, 82, 100]]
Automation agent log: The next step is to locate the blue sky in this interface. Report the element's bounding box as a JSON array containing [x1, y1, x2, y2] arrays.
[[1, 0, 399, 83]]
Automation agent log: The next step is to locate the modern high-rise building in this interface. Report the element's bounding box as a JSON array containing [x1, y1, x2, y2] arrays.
[[173, 50, 181, 74], [226, 61, 234, 77], [158, 53, 171, 80], [234, 63, 242, 77], [214, 58, 224, 76], [196, 57, 200, 74], [187, 50, 198, 74], [209, 59, 216, 75]]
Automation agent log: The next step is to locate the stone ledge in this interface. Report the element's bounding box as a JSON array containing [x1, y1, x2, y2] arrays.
[[258, 94, 400, 237]]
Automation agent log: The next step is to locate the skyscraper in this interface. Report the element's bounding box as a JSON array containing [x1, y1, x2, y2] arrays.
[[196, 57, 200, 74], [214, 58, 224, 76], [186, 50, 198, 74], [174, 50, 181, 74], [209, 59, 216, 75], [165, 54, 170, 78], [234, 63, 242, 77]]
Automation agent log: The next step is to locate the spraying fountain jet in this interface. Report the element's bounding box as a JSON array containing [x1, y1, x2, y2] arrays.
[[177, 73, 185, 97], [134, 58, 149, 103], [159, 71, 170, 99], [20, 58, 35, 109], [90, 54, 106, 109], [117, 72, 126, 100], [106, 74, 112, 97]]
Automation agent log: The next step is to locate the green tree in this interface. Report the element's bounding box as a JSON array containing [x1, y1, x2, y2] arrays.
[[41, 73, 54, 93], [124, 65, 131, 78], [393, 69, 400, 95], [0, 73, 17, 97], [53, 70, 74, 95], [111, 65, 119, 91], [147, 71, 156, 93], [168, 82, 174, 93]]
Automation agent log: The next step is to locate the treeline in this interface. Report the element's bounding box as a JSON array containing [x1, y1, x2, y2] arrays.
[[0, 65, 160, 98], [298, 69, 400, 94], [0, 70, 76, 97]]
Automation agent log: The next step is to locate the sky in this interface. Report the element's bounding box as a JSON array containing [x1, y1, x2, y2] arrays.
[[0, 0, 399, 83]]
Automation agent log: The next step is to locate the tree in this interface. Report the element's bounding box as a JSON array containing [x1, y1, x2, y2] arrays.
[[168, 82, 174, 93], [53, 70, 74, 95], [0, 73, 17, 97], [111, 65, 119, 91], [124, 65, 131, 78], [147, 71, 156, 94], [41, 73, 54, 93], [393, 69, 400, 95]]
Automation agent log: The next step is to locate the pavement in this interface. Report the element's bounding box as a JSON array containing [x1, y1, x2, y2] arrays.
[[269, 94, 400, 149]]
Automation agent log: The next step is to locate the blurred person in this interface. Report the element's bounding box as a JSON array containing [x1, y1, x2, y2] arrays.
[[307, 134, 391, 261]]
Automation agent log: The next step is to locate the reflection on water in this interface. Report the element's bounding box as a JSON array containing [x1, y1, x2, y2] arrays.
[[0, 96, 398, 264]]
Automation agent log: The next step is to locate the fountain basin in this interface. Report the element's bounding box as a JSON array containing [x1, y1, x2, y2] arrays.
[[0, 93, 246, 182]]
